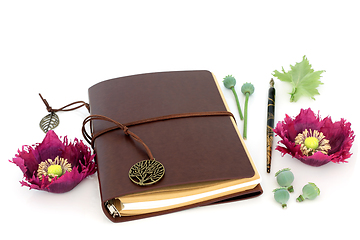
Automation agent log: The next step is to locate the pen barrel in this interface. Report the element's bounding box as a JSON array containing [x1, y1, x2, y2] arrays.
[[267, 87, 275, 173], [267, 87, 275, 128]]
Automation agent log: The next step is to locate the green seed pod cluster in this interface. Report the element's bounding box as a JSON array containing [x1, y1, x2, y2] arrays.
[[275, 168, 294, 192], [273, 168, 320, 209], [296, 182, 320, 202]]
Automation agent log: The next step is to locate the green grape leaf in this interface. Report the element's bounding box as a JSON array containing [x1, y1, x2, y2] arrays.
[[272, 56, 325, 102]]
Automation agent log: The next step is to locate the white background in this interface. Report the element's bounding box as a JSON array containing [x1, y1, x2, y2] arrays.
[[1, 1, 359, 239]]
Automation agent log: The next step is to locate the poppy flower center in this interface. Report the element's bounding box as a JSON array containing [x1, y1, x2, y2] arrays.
[[295, 129, 331, 156], [47, 165, 63, 178], [304, 137, 319, 150], [37, 156, 72, 180]]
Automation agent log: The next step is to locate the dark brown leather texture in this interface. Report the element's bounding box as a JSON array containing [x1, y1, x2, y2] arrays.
[[88, 70, 262, 222]]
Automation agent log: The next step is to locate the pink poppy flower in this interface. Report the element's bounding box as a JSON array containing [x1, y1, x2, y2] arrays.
[[10, 130, 96, 193], [274, 108, 355, 166]]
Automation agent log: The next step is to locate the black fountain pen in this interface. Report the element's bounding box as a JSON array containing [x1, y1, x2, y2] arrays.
[[267, 79, 275, 173]]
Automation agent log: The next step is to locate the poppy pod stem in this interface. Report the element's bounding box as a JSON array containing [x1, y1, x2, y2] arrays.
[[223, 75, 244, 121], [243, 92, 249, 139], [231, 87, 244, 120], [241, 82, 255, 140]]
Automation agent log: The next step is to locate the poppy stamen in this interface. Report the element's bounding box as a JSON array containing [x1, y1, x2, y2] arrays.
[[295, 129, 331, 156], [37, 156, 72, 180]]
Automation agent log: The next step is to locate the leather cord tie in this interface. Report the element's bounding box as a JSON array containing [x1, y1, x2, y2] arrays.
[[82, 111, 236, 161], [39, 93, 90, 113], [82, 114, 155, 160]]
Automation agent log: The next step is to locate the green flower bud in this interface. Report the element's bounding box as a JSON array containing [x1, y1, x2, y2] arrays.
[[275, 168, 294, 192], [297, 182, 320, 202], [273, 188, 290, 209]]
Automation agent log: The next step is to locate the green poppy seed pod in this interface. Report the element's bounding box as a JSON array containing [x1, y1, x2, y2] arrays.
[[275, 168, 294, 192], [273, 188, 290, 209], [241, 82, 255, 95], [47, 165, 63, 178], [304, 137, 319, 150], [223, 75, 236, 89], [297, 182, 320, 202]]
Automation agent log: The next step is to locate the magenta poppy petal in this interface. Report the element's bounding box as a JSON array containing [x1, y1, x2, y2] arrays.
[[20, 180, 41, 190], [323, 118, 354, 155], [79, 154, 97, 176], [45, 167, 85, 193], [277, 114, 298, 141], [293, 108, 323, 133], [12, 146, 40, 179], [62, 137, 93, 168], [296, 152, 332, 167], [10, 157, 27, 175], [21, 174, 50, 191], [62, 136, 82, 166], [33, 130, 65, 163]]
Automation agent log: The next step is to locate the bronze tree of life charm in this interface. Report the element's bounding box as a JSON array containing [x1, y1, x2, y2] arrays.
[[128, 159, 165, 186]]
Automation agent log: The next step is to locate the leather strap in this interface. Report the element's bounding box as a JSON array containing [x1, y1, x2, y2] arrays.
[[83, 114, 155, 160], [39, 93, 90, 113], [82, 111, 235, 160]]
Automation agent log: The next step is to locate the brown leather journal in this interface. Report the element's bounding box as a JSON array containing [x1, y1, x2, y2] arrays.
[[84, 70, 262, 222]]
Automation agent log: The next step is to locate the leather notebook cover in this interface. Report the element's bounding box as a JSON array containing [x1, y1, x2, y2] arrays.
[[87, 70, 262, 222]]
